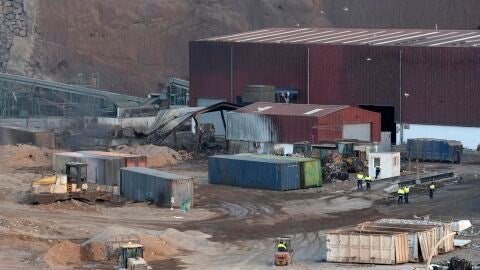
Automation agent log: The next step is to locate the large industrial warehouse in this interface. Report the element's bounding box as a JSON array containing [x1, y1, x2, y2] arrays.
[[190, 28, 480, 148]]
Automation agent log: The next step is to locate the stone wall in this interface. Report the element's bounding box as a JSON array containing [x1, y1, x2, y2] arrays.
[[0, 0, 26, 70]]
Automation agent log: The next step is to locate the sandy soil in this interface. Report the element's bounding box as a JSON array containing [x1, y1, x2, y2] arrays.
[[0, 147, 479, 269]]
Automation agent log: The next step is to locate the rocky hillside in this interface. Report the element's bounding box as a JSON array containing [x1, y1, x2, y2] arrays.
[[4, 0, 480, 96]]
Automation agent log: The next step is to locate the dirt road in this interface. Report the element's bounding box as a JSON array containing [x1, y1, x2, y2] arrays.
[[0, 157, 479, 269]]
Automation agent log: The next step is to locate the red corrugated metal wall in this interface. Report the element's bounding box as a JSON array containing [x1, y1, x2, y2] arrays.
[[309, 44, 480, 126], [309, 45, 401, 119], [191, 41, 480, 127], [253, 108, 381, 143], [270, 115, 318, 143], [190, 41, 232, 105], [401, 47, 480, 126], [190, 41, 307, 105], [316, 107, 381, 142], [341, 107, 381, 142], [232, 43, 308, 103]]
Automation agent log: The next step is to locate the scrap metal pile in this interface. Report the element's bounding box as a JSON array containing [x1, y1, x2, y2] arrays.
[[145, 107, 203, 145]]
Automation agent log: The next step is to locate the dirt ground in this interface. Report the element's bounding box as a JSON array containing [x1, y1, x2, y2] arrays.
[[0, 146, 480, 269]]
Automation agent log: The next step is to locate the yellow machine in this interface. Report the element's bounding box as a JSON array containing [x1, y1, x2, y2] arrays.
[[31, 162, 112, 204], [114, 243, 152, 270], [274, 237, 293, 266]]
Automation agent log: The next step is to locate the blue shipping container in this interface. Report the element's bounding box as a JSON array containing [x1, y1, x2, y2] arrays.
[[208, 155, 300, 191]]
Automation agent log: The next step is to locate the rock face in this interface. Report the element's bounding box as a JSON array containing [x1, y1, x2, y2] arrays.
[[17, 0, 330, 96], [3, 0, 480, 96], [0, 0, 27, 70]]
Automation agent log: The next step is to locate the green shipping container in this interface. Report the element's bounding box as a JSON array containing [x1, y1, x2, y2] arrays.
[[235, 154, 322, 188], [300, 158, 322, 188]]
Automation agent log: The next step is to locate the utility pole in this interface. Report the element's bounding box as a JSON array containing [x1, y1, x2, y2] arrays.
[[399, 50, 403, 145]]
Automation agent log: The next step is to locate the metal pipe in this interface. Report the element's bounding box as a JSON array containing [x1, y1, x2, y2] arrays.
[[425, 231, 456, 269], [399, 49, 403, 144], [230, 46, 234, 103], [307, 47, 310, 104]]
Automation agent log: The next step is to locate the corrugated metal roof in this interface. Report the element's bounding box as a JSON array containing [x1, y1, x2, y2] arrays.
[[236, 102, 348, 117], [145, 102, 240, 144], [202, 28, 480, 48]]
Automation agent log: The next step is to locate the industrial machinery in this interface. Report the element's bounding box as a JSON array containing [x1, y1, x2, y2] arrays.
[[114, 243, 152, 270], [274, 237, 293, 266], [294, 141, 368, 182], [31, 162, 114, 204]]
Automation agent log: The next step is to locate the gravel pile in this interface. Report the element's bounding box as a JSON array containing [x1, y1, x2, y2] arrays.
[[376, 218, 444, 226]]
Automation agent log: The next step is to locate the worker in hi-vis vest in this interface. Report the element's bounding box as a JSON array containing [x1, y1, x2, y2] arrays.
[[356, 173, 364, 190], [403, 186, 410, 204], [429, 182, 435, 199], [364, 175, 372, 190], [397, 186, 405, 204]]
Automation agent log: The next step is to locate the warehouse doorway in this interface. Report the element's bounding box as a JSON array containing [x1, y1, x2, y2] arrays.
[[359, 105, 396, 144]]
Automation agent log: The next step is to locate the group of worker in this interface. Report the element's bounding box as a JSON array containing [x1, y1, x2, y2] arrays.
[[397, 185, 410, 204], [356, 172, 373, 190], [397, 181, 436, 204], [356, 165, 381, 191], [357, 167, 437, 203]]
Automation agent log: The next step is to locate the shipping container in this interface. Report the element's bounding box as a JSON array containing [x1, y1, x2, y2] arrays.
[[120, 167, 194, 207], [326, 229, 409, 264], [357, 223, 437, 262], [52, 152, 124, 186], [208, 155, 300, 191], [407, 138, 462, 163], [79, 151, 147, 167], [237, 154, 322, 188]]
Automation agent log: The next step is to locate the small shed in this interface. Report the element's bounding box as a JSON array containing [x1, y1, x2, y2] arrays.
[[368, 152, 401, 180], [227, 102, 381, 148]]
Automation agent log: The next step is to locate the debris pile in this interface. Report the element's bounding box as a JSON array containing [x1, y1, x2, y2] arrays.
[[83, 227, 210, 262], [81, 240, 107, 261], [0, 144, 52, 171], [44, 240, 82, 266], [34, 200, 100, 212], [447, 257, 472, 270], [376, 218, 444, 226], [137, 235, 178, 261]]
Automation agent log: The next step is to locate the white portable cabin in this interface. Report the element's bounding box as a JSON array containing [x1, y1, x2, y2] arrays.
[[368, 152, 401, 180]]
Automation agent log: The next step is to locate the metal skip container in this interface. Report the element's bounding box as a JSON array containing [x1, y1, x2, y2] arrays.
[[120, 167, 194, 207], [407, 138, 462, 163], [208, 155, 300, 191], [357, 223, 437, 262], [375, 218, 454, 254], [326, 229, 409, 265]]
